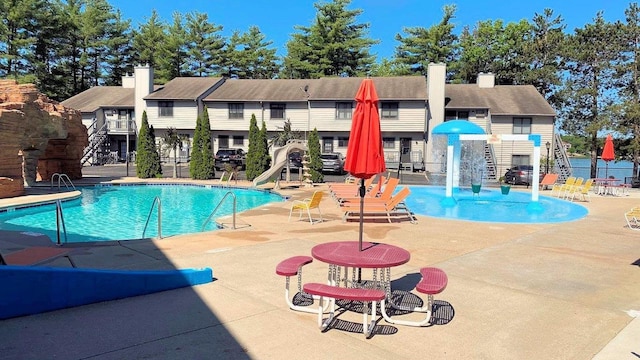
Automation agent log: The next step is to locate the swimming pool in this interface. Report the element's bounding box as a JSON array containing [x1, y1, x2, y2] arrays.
[[0, 184, 283, 243], [405, 186, 588, 224]]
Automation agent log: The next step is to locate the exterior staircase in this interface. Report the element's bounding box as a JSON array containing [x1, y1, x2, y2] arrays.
[[483, 143, 498, 181], [553, 133, 572, 182], [81, 120, 108, 165]]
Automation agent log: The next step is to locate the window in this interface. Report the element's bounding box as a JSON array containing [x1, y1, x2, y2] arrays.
[[159, 101, 173, 117], [511, 155, 530, 167], [229, 103, 244, 119], [381, 102, 399, 119], [338, 137, 349, 147], [445, 110, 469, 121], [218, 135, 229, 148], [336, 102, 352, 119], [513, 117, 532, 134], [270, 103, 285, 119], [383, 137, 395, 149], [233, 136, 244, 146], [322, 138, 334, 153]]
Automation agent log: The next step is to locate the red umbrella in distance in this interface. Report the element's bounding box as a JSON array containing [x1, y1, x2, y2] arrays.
[[601, 134, 615, 178], [344, 78, 386, 251]]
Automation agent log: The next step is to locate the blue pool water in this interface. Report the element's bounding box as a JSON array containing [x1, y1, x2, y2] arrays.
[[0, 184, 283, 243], [405, 186, 588, 224]]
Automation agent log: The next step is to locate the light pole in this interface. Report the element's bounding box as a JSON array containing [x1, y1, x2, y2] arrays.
[[545, 141, 551, 174], [300, 85, 310, 141]]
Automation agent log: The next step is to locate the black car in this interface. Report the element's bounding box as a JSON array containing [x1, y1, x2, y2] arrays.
[[504, 165, 543, 186], [320, 153, 345, 174], [288, 152, 303, 171], [215, 148, 246, 170]]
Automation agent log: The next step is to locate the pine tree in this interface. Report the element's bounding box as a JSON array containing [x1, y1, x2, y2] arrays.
[[200, 106, 215, 179], [282, 0, 378, 78], [307, 128, 324, 183], [245, 114, 261, 180], [189, 112, 203, 178], [136, 111, 162, 178], [189, 106, 214, 179], [259, 120, 271, 173], [148, 125, 162, 177], [394, 5, 458, 76]]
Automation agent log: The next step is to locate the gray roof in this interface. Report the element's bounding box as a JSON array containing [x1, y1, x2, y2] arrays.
[[204, 76, 427, 102], [144, 77, 224, 100], [311, 76, 427, 101], [445, 84, 556, 116], [204, 79, 314, 102], [61, 87, 133, 113]]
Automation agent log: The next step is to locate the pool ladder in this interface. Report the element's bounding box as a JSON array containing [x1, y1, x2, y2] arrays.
[[142, 196, 162, 239], [202, 191, 237, 230], [51, 173, 76, 190], [55, 199, 68, 245]]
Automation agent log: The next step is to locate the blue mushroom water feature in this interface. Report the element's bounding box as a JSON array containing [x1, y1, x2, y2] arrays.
[[431, 120, 544, 213], [432, 120, 486, 207]]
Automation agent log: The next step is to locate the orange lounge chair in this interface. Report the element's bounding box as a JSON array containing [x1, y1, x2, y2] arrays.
[[329, 176, 377, 199], [539, 173, 558, 190], [337, 177, 399, 205], [341, 186, 416, 223]]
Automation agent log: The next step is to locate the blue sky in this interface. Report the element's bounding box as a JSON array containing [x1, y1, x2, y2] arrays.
[[109, 0, 633, 60]]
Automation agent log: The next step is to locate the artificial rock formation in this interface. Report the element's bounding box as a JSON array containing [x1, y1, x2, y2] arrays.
[[0, 80, 88, 198]]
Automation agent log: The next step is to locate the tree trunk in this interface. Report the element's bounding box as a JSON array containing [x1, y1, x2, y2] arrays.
[[173, 147, 178, 178]]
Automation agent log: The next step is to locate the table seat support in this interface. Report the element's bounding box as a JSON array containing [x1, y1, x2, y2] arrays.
[[303, 282, 385, 339], [381, 267, 448, 327], [276, 256, 329, 314]]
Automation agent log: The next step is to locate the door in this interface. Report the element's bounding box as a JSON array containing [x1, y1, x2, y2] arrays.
[[323, 137, 333, 153], [400, 138, 411, 164]]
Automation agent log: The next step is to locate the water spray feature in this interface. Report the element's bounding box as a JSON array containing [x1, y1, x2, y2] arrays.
[[430, 120, 545, 216]]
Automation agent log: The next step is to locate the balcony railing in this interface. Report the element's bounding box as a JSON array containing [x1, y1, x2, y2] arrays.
[[107, 119, 136, 134]]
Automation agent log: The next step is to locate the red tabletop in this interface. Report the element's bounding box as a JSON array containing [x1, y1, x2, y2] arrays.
[[311, 241, 410, 268]]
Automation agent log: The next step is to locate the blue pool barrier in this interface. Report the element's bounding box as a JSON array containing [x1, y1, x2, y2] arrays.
[[0, 266, 213, 319]]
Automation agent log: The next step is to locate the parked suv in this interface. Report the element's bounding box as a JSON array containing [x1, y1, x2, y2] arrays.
[[288, 151, 303, 171], [215, 148, 246, 170], [320, 153, 345, 174], [504, 165, 543, 186]]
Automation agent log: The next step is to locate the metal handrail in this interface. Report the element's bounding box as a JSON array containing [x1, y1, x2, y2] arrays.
[[142, 196, 162, 239], [51, 173, 76, 190], [202, 191, 237, 231], [55, 199, 68, 245]]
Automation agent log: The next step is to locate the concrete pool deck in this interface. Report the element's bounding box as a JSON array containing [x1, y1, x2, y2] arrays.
[[1, 172, 639, 359]]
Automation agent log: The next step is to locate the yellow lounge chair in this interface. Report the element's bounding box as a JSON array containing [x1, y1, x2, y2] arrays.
[[562, 177, 583, 199], [551, 176, 575, 197], [570, 178, 594, 202], [624, 207, 640, 230], [289, 191, 324, 224]]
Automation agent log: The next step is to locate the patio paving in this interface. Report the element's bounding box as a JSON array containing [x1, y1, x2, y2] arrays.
[[0, 168, 639, 359]]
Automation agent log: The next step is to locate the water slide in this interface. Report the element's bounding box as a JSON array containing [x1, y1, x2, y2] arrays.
[[253, 141, 307, 187]]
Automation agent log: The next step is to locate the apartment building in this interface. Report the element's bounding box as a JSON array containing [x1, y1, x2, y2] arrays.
[[62, 63, 556, 178]]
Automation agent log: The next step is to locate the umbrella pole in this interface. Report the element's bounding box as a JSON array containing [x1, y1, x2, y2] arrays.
[[358, 178, 365, 251], [358, 178, 365, 282]]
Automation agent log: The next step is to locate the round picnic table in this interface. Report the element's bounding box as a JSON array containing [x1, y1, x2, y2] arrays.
[[311, 241, 410, 269]]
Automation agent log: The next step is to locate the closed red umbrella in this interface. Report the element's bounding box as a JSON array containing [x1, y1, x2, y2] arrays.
[[602, 134, 615, 178], [344, 78, 386, 251]]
